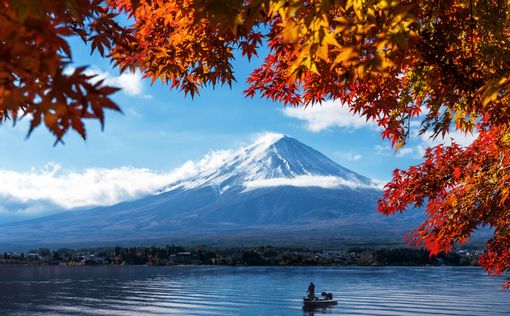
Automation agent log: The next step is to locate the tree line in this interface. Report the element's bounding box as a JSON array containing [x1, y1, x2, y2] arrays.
[[1, 245, 480, 267]]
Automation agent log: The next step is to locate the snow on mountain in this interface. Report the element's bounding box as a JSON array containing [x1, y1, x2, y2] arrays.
[[166, 133, 382, 193]]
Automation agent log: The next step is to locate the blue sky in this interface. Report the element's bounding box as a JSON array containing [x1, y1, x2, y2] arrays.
[[1, 37, 419, 175], [0, 36, 475, 223]]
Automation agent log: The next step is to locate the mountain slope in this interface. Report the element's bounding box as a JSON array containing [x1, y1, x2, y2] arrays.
[[0, 134, 424, 249]]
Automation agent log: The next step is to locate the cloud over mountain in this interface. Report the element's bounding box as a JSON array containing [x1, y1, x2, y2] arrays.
[[0, 163, 193, 217]]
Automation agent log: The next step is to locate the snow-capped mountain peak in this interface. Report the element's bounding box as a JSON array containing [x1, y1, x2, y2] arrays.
[[165, 133, 381, 193]]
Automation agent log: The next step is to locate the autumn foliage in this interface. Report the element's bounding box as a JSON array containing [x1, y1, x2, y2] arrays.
[[0, 1, 133, 143], [1, 0, 509, 286]]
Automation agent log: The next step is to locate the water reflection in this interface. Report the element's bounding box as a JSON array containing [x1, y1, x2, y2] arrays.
[[303, 305, 337, 316], [0, 266, 508, 315]]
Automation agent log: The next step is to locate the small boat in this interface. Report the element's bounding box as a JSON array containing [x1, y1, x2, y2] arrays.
[[302, 297, 338, 307]]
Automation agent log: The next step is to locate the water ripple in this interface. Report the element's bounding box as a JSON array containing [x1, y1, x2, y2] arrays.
[[0, 266, 508, 315]]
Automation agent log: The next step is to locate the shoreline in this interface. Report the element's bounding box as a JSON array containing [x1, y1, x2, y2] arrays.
[[1, 245, 481, 268]]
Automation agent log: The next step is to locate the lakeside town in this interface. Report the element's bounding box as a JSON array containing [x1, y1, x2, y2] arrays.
[[1, 245, 482, 267]]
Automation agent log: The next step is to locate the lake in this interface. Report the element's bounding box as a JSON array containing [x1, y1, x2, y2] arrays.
[[0, 266, 508, 315]]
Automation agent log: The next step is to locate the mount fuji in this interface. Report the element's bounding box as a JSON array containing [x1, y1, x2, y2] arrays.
[[0, 134, 424, 249]]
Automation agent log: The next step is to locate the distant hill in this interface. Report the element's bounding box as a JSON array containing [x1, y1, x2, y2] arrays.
[[0, 134, 426, 250]]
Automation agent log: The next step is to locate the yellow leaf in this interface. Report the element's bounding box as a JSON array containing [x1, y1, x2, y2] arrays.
[[315, 43, 330, 62], [502, 130, 510, 145], [351, 0, 366, 21], [280, 20, 300, 43], [482, 87, 499, 106], [333, 46, 358, 66]]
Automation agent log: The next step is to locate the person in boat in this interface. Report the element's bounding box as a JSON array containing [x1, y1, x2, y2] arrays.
[[307, 282, 316, 299]]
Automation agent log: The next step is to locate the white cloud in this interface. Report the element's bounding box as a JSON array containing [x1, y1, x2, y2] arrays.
[[283, 100, 376, 132], [250, 132, 285, 146], [244, 175, 383, 190], [0, 162, 197, 216], [65, 67, 146, 97], [107, 71, 144, 96], [420, 130, 478, 147], [370, 178, 388, 189], [373, 126, 478, 160], [407, 114, 478, 150], [0, 145, 240, 218], [195, 149, 234, 171]]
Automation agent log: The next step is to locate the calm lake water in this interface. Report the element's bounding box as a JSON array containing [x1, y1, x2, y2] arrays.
[[0, 266, 508, 315]]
